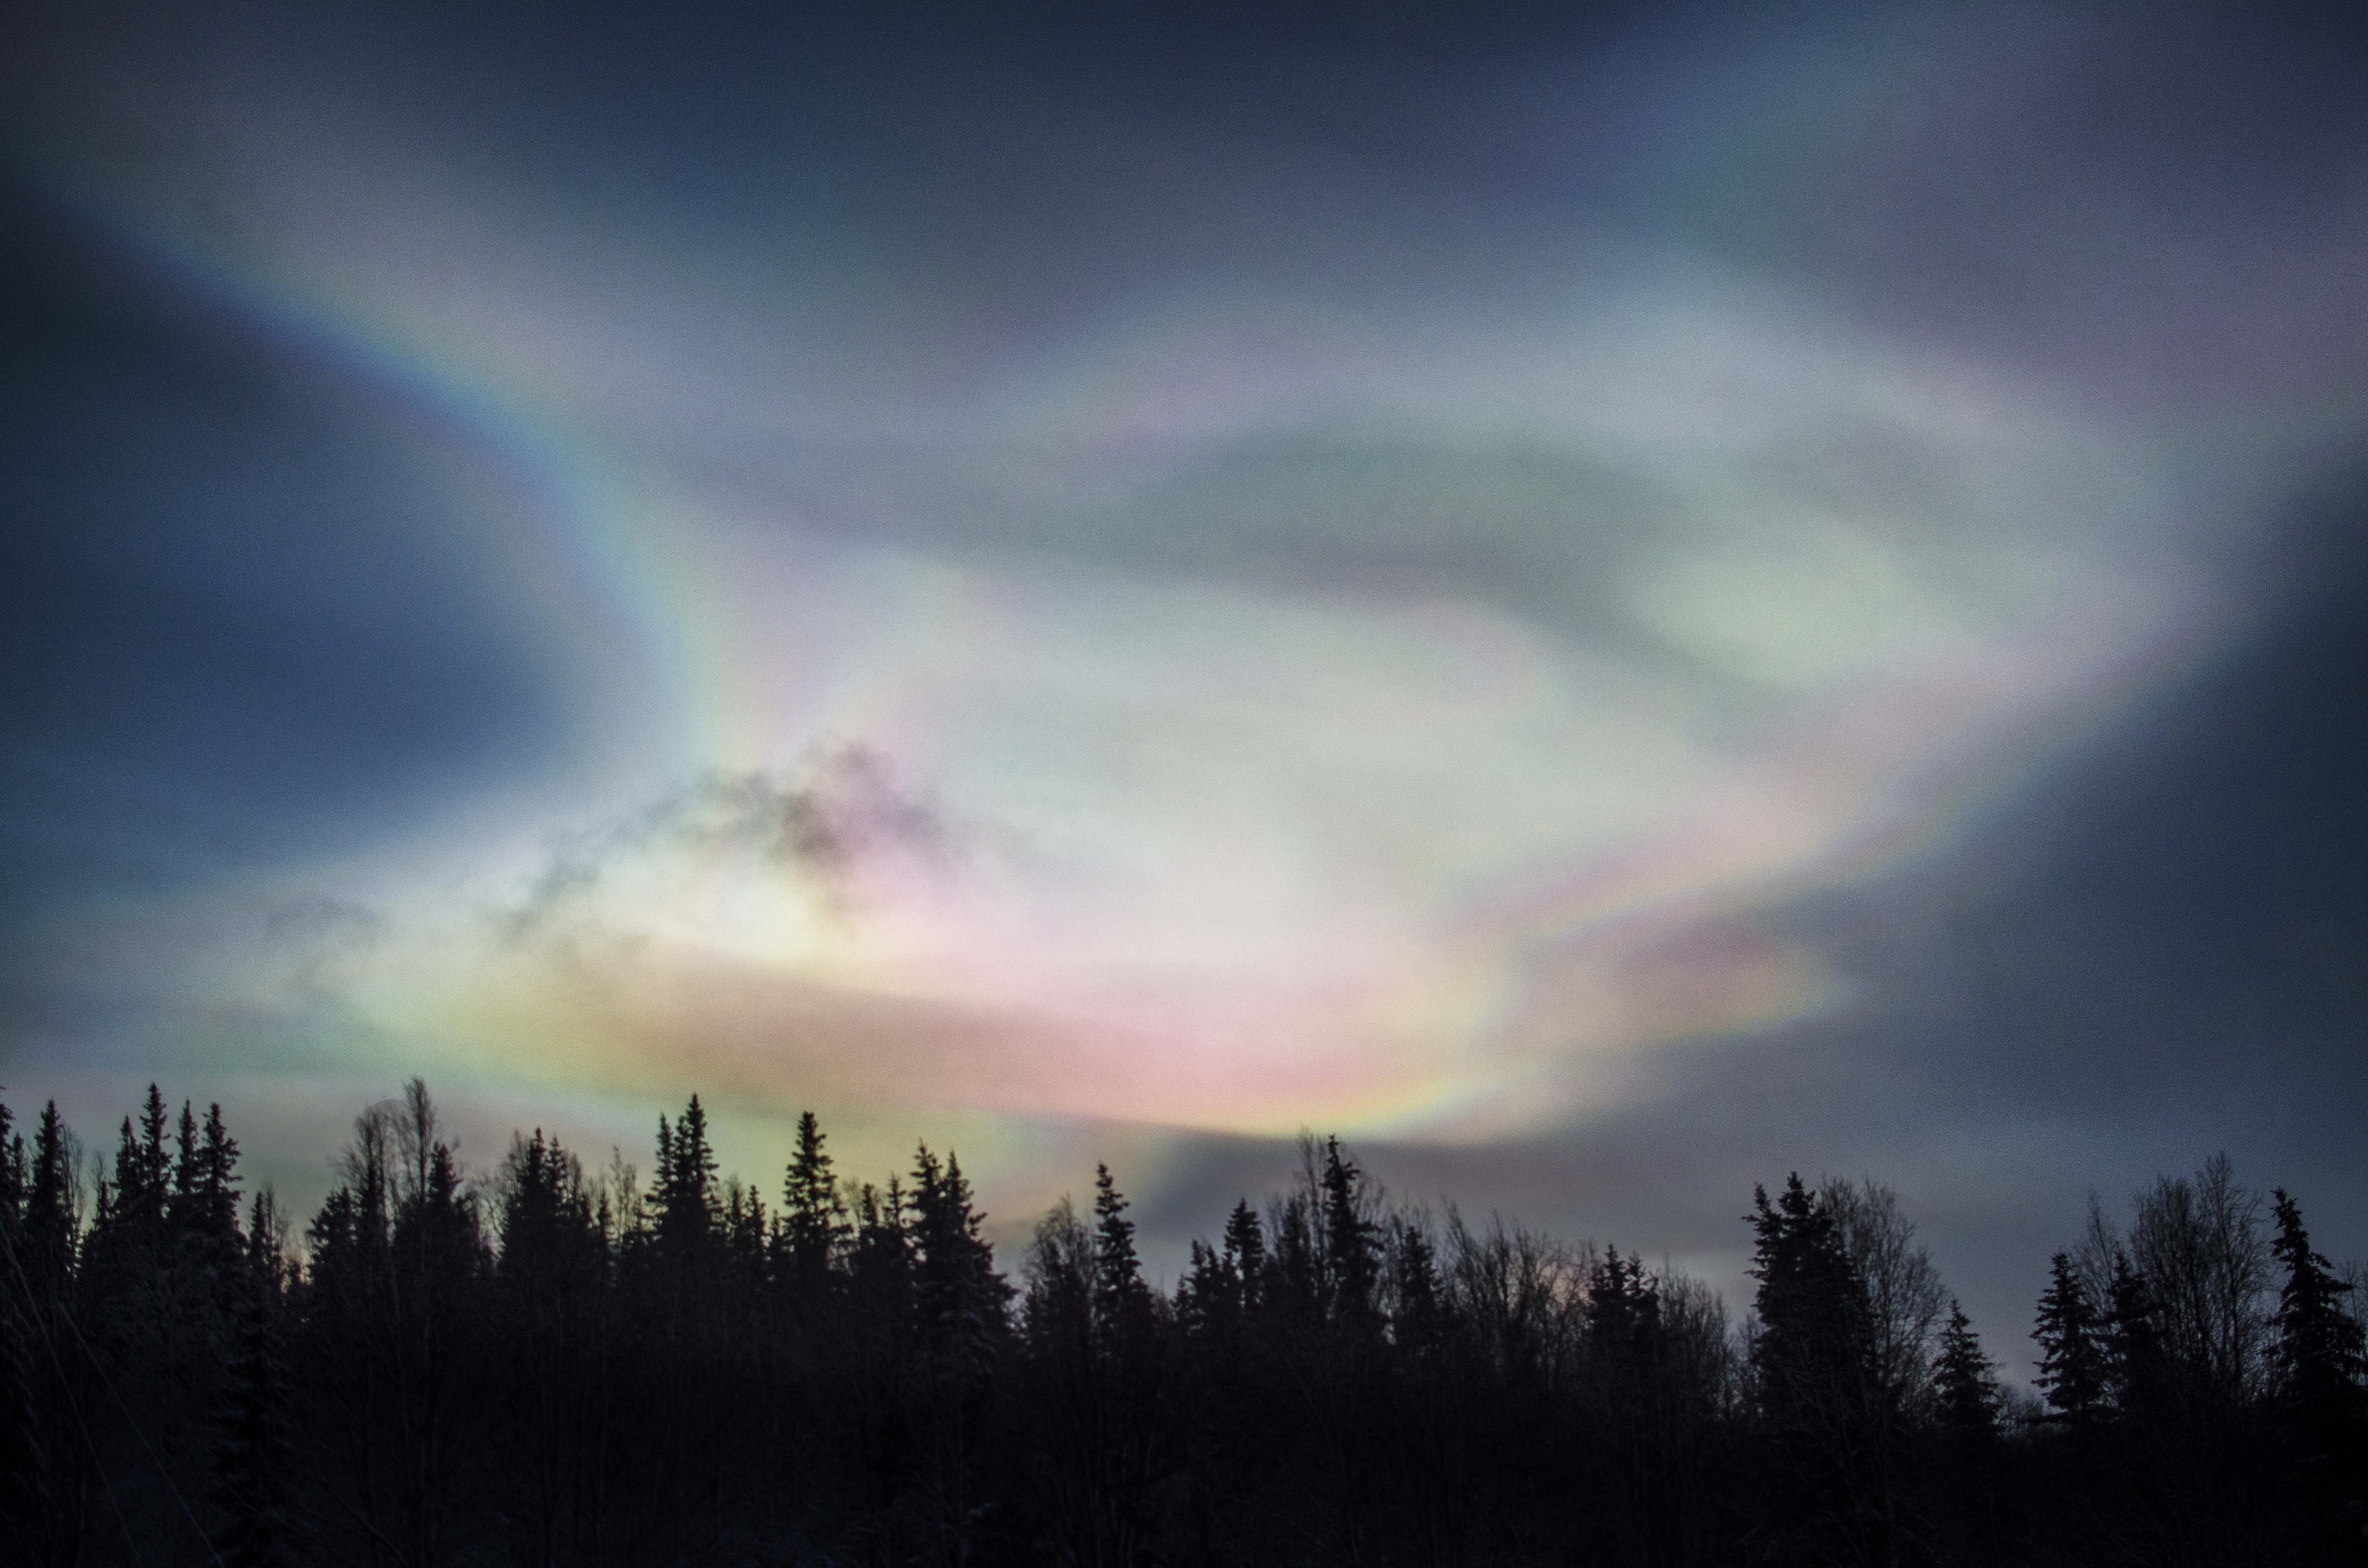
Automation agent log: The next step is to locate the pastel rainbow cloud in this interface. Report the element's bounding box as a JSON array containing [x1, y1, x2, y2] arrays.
[[21, 26, 2273, 1152]]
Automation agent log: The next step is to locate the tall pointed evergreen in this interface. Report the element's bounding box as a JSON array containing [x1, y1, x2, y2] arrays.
[[0, 1096, 42, 1533], [1319, 1137, 1379, 1336], [104, 1088, 170, 1245], [652, 1096, 719, 1257], [85, 1106, 168, 1306], [1180, 1200, 1263, 1340], [2268, 1187, 2367, 1512], [2269, 1189, 2367, 1412], [2034, 1250, 2107, 1425], [1745, 1173, 1866, 1430], [904, 1147, 1010, 1568], [908, 1144, 1010, 1380], [210, 1269, 295, 1567], [1223, 1199, 1267, 1323], [1589, 1245, 1662, 1380], [498, 1129, 604, 1299], [1090, 1163, 1152, 1351], [169, 1097, 201, 1234], [1175, 1239, 1231, 1339], [195, 1105, 244, 1251], [0, 1098, 21, 1229], [136, 1085, 171, 1230], [778, 1110, 849, 1290], [1933, 1300, 2000, 1439], [0, 1259, 37, 1534], [22, 1102, 75, 1301]]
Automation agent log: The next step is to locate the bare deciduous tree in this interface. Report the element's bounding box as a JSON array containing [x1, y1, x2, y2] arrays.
[[1822, 1177, 1948, 1420]]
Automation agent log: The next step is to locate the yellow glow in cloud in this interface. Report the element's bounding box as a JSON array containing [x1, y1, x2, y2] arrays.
[[1628, 516, 1965, 689]]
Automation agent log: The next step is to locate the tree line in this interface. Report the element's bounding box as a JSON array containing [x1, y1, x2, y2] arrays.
[[0, 1082, 2361, 1566]]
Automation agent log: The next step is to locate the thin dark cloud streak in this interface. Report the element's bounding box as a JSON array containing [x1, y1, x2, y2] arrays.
[[498, 747, 964, 943]]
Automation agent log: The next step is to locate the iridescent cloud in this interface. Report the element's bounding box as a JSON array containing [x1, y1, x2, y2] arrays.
[[5, 3, 2356, 1250]]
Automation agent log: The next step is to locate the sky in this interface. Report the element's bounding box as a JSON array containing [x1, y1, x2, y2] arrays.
[[3, 0, 2364, 1371]]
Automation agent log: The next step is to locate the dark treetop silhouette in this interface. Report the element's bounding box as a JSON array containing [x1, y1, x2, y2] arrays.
[[0, 1083, 2361, 1567]]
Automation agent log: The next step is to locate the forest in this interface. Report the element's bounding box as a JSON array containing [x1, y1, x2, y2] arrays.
[[0, 1080, 2361, 1567]]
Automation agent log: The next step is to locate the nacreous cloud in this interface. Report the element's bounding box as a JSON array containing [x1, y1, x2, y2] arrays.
[[7, 2, 2330, 1157]]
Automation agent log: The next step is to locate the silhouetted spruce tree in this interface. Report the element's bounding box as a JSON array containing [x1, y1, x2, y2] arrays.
[[135, 1086, 169, 1214], [1090, 1164, 1154, 1357], [1166, 1196, 1280, 1561], [1746, 1173, 1884, 1561], [497, 1130, 606, 1302], [1177, 1198, 1270, 1346], [492, 1129, 612, 1568], [22, 1102, 96, 1568], [114, 1086, 170, 1243], [2269, 1188, 2367, 1547], [904, 1144, 1011, 1564], [724, 1177, 770, 1295], [1588, 1245, 1663, 1381], [908, 1145, 1010, 1382], [1388, 1216, 1448, 1363], [1174, 1238, 1230, 1339], [209, 1209, 295, 1568], [650, 1097, 721, 1263], [1929, 1298, 2007, 1560], [1579, 1245, 1669, 1560], [58, 1073, 2368, 1567], [296, 1111, 397, 1564], [649, 1116, 672, 1219], [168, 1097, 201, 1233], [75, 1088, 174, 1445], [21, 1102, 74, 1303], [1021, 1189, 1136, 1568], [175, 1102, 251, 1478], [2269, 1189, 2367, 1421], [129, 1094, 247, 1538], [300, 1084, 491, 1567], [631, 1098, 747, 1546], [1932, 1300, 2000, 1439], [846, 1175, 916, 1456], [192, 1104, 244, 1270], [0, 1096, 47, 1540], [0, 1266, 37, 1540], [1223, 1199, 1266, 1323], [387, 1091, 490, 1568], [1320, 1137, 1380, 1339], [82, 1099, 169, 1332], [2035, 1250, 2107, 1426], [634, 1094, 729, 1538], [778, 1110, 850, 1298], [0, 1098, 22, 1224], [1746, 1174, 1866, 1430], [244, 1188, 289, 1306]]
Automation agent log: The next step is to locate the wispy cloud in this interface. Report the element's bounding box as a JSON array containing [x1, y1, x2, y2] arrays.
[[499, 746, 962, 944]]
